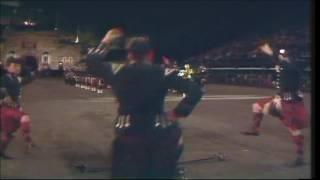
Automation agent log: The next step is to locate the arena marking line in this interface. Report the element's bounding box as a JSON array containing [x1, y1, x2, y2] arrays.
[[83, 95, 270, 103], [88, 94, 266, 100], [197, 96, 269, 101]]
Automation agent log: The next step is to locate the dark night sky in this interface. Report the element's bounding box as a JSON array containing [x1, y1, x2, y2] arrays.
[[21, 0, 310, 60]]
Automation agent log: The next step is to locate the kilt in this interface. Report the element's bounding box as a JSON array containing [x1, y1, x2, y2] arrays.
[[111, 122, 183, 178], [0, 106, 26, 134], [281, 101, 308, 130], [255, 97, 308, 130]]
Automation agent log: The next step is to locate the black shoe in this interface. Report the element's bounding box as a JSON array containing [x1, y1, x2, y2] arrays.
[[73, 162, 87, 173], [0, 152, 14, 160], [241, 130, 260, 136], [286, 156, 305, 167]]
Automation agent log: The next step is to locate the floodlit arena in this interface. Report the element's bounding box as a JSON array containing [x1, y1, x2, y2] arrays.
[[0, 0, 313, 179], [0, 79, 311, 179]]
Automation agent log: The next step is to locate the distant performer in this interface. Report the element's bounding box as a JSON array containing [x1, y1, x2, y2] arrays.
[[97, 78, 105, 94], [241, 45, 308, 167], [86, 29, 203, 178], [0, 58, 36, 159]]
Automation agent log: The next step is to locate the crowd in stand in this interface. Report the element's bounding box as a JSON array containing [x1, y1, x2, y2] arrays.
[[204, 70, 310, 91], [185, 27, 310, 67], [183, 27, 310, 90], [206, 71, 274, 88]]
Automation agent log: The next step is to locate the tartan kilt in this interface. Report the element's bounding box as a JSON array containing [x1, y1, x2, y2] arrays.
[[281, 101, 308, 129]]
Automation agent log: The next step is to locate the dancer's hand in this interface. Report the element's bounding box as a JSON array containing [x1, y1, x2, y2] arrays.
[[259, 43, 273, 56], [101, 28, 124, 44]]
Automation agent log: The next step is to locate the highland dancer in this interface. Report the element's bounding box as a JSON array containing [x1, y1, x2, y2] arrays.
[[242, 44, 308, 166]]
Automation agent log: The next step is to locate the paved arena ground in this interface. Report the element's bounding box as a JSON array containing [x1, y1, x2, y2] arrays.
[[0, 78, 311, 179]]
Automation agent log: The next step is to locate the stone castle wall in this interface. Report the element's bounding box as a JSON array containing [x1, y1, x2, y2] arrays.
[[0, 31, 81, 70]]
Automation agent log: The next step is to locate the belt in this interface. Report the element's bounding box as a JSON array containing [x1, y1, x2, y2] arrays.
[[281, 91, 303, 102], [114, 114, 176, 131]]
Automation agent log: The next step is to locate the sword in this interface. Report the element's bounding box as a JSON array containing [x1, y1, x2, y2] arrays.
[[72, 152, 227, 173], [179, 152, 227, 165]]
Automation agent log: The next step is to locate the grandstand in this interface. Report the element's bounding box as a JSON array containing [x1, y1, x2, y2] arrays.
[[184, 27, 311, 90]]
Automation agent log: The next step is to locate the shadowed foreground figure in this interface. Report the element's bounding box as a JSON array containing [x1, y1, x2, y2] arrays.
[[86, 29, 203, 178]]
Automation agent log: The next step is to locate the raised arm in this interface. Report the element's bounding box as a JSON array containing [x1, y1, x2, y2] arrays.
[[85, 47, 115, 85], [85, 27, 127, 85]]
